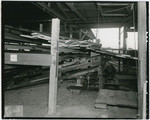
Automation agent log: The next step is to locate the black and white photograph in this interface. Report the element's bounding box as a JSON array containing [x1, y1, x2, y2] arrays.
[[1, 1, 149, 119]]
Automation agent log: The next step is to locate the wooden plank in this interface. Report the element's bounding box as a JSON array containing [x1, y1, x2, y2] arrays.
[[62, 67, 98, 79], [117, 75, 137, 80], [5, 32, 50, 44], [48, 18, 60, 115], [60, 56, 100, 72], [5, 44, 50, 52], [95, 89, 138, 108], [107, 106, 137, 118], [137, 2, 147, 119], [5, 25, 79, 41], [60, 61, 99, 73], [95, 103, 107, 109], [5, 53, 51, 66]]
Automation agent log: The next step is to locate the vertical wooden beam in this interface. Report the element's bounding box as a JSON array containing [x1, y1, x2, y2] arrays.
[[39, 23, 43, 32], [98, 57, 103, 90], [48, 18, 60, 115], [98, 65, 103, 90], [118, 27, 121, 73], [79, 29, 82, 40], [118, 27, 121, 54], [138, 2, 147, 119], [69, 26, 73, 38], [123, 27, 127, 54]]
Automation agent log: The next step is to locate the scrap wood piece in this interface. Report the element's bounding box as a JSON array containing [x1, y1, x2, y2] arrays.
[[60, 55, 100, 68], [5, 32, 34, 43], [5, 32, 50, 44], [117, 75, 137, 80], [115, 90, 137, 108], [59, 54, 90, 62], [95, 89, 137, 108], [107, 106, 137, 118], [95, 103, 107, 109], [60, 61, 99, 73], [62, 67, 98, 79], [59, 47, 83, 53], [59, 60, 80, 68], [5, 44, 50, 52], [60, 55, 100, 72]]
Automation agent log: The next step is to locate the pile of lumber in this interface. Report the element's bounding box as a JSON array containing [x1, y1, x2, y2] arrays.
[[59, 55, 101, 80], [5, 25, 138, 60], [4, 26, 138, 89]]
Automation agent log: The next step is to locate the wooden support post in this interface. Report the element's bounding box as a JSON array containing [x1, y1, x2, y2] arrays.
[[79, 29, 82, 40], [123, 27, 127, 54], [138, 2, 147, 119], [48, 18, 60, 115], [69, 26, 73, 38], [98, 66, 103, 90], [118, 27, 121, 73], [39, 23, 43, 32], [39, 23, 43, 68], [118, 27, 121, 54]]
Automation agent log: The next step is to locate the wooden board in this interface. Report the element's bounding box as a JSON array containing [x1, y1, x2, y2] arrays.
[[5, 53, 51, 66], [48, 18, 60, 115], [62, 67, 98, 79], [107, 106, 137, 118], [95, 103, 107, 109], [95, 89, 138, 108]]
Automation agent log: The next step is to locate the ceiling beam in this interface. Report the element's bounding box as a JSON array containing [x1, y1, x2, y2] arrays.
[[77, 22, 123, 29], [66, 3, 87, 22], [94, 3, 105, 21], [103, 6, 130, 14], [102, 14, 126, 17], [68, 20, 123, 25], [56, 3, 70, 20], [33, 2, 66, 21], [97, 3, 129, 6]]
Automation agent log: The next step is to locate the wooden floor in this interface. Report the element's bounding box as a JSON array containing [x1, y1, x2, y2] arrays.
[[4, 80, 137, 118]]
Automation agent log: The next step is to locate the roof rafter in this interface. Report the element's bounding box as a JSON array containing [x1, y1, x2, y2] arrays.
[[33, 2, 66, 21], [56, 3, 71, 20], [97, 3, 129, 6], [66, 3, 87, 22], [94, 3, 105, 21], [102, 14, 126, 17]]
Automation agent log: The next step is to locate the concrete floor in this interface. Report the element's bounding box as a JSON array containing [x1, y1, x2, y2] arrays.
[[4, 80, 137, 118]]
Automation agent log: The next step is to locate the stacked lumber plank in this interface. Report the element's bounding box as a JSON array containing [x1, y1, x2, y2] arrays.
[[4, 26, 138, 90], [59, 55, 101, 80], [5, 25, 138, 60]]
